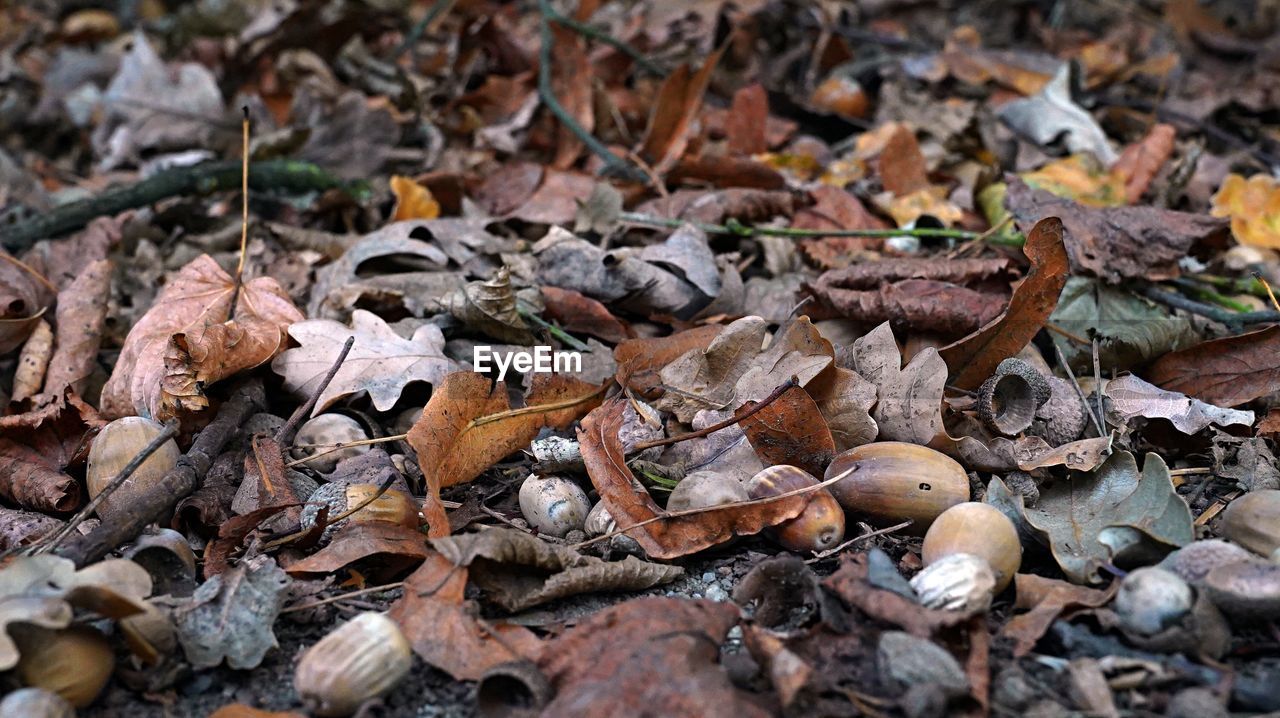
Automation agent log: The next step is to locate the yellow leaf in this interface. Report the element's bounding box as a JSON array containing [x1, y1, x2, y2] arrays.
[[389, 175, 440, 221], [1021, 155, 1125, 206], [884, 187, 964, 227], [1212, 174, 1280, 249]]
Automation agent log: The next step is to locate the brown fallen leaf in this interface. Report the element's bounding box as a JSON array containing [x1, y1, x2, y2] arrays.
[[389, 175, 441, 221], [444, 267, 535, 345], [634, 187, 796, 225], [549, 20, 593, 169], [738, 386, 836, 477], [1112, 123, 1177, 204], [726, 83, 768, 155], [284, 521, 430, 583], [101, 254, 302, 420], [1018, 436, 1114, 472], [207, 705, 306, 718], [12, 319, 52, 402], [408, 372, 606, 538], [387, 551, 541, 681], [809, 367, 878, 452], [430, 528, 682, 612], [939, 217, 1070, 389], [613, 324, 723, 398], [541, 286, 631, 344], [821, 551, 967, 637], [639, 46, 725, 174], [1005, 179, 1229, 282], [848, 322, 946, 446], [578, 396, 808, 560], [233, 435, 300, 533], [741, 625, 813, 709], [877, 123, 930, 196], [1146, 326, 1280, 407], [1002, 574, 1116, 657], [21, 216, 121, 290], [43, 259, 112, 399], [0, 248, 54, 355], [0, 394, 102, 512], [0, 505, 65, 551], [202, 504, 298, 579], [537, 596, 766, 718], [795, 186, 891, 269]]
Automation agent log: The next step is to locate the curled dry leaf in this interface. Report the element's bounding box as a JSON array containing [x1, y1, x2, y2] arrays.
[[939, 217, 1070, 390], [172, 555, 289, 670], [101, 255, 302, 421], [0, 394, 102, 512], [407, 372, 606, 538], [1003, 574, 1116, 657], [388, 175, 441, 221], [613, 324, 722, 398], [639, 47, 725, 174], [12, 319, 52, 402], [430, 528, 683, 612], [0, 248, 54, 355], [43, 259, 112, 399], [578, 396, 808, 560], [1146, 325, 1280, 407], [1112, 123, 1177, 204], [272, 309, 458, 417], [444, 267, 536, 345], [541, 286, 630, 344], [285, 521, 430, 583], [1106, 374, 1253, 433], [387, 551, 541, 681]]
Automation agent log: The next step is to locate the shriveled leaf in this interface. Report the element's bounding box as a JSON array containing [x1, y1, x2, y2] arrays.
[[1096, 453, 1193, 566], [1106, 374, 1254, 433], [0, 248, 54, 355], [541, 286, 630, 344], [738, 386, 836, 477], [43, 259, 111, 398], [0, 394, 102, 512], [997, 64, 1116, 164], [408, 372, 606, 538], [579, 397, 808, 560], [615, 325, 723, 399], [388, 552, 541, 681], [1113, 124, 1177, 204], [12, 319, 51, 402], [639, 47, 725, 174], [172, 555, 289, 669], [848, 322, 945, 445], [1212, 434, 1280, 492], [285, 521, 429, 582], [1211, 173, 1280, 248], [272, 309, 458, 416], [1050, 277, 1197, 373], [1146, 325, 1280, 407], [940, 217, 1070, 389], [389, 175, 441, 221], [1018, 436, 1114, 472], [1003, 574, 1116, 657], [430, 528, 683, 612], [445, 267, 535, 344], [822, 551, 967, 637], [102, 254, 302, 420]]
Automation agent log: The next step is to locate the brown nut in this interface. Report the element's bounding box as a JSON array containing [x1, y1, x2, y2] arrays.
[[1219, 489, 1280, 558], [13, 625, 114, 708], [667, 470, 749, 512], [746, 465, 845, 553], [922, 502, 1021, 593], [87, 416, 181, 522], [294, 612, 412, 717], [824, 442, 969, 533]]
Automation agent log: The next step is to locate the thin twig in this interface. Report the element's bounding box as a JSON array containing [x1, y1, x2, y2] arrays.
[[547, 10, 664, 75], [516, 301, 589, 351], [284, 432, 406, 469], [230, 107, 250, 319], [1090, 337, 1106, 435], [276, 336, 355, 445], [35, 420, 180, 554], [281, 582, 406, 614], [392, 0, 455, 59], [1166, 278, 1254, 313], [805, 520, 912, 563], [1255, 272, 1280, 312], [619, 212, 1027, 246], [1138, 285, 1280, 332], [1052, 340, 1105, 439], [536, 0, 646, 182], [1045, 322, 1090, 346], [468, 384, 610, 429], [630, 377, 799, 452]]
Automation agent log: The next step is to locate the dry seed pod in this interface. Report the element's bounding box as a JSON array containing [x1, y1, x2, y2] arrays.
[[977, 359, 1051, 437], [1219, 489, 1280, 558], [746, 465, 845, 553], [922, 502, 1021, 592], [518, 474, 590, 537], [291, 414, 370, 473], [824, 442, 969, 533], [909, 552, 996, 616], [87, 416, 181, 522], [667, 470, 749, 512], [14, 625, 115, 708], [126, 527, 197, 597], [0, 688, 75, 718], [294, 612, 412, 717]]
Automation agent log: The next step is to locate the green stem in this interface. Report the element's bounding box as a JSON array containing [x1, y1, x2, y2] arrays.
[[1166, 278, 1254, 313], [547, 10, 664, 76], [517, 303, 589, 352], [1, 159, 363, 253], [537, 0, 646, 182], [618, 212, 1027, 246], [1192, 274, 1271, 299]]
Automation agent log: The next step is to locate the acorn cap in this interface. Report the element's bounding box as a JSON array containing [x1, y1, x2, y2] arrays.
[[977, 359, 1051, 437]]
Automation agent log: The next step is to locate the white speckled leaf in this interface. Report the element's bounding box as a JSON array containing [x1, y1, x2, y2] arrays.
[[173, 556, 289, 670]]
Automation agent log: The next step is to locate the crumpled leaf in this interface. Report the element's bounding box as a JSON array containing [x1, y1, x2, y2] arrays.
[[1002, 574, 1116, 657], [1105, 374, 1254, 434], [805, 258, 1014, 336], [430, 528, 683, 612], [811, 367, 878, 452], [614, 324, 723, 398], [738, 386, 835, 477], [408, 372, 606, 537], [172, 555, 289, 670], [997, 63, 1117, 164], [388, 552, 542, 681], [1112, 124, 1177, 204], [659, 409, 765, 485], [537, 597, 765, 718], [0, 394, 102, 512], [579, 396, 808, 560], [847, 322, 945, 446], [285, 521, 430, 583], [1025, 451, 1192, 584], [43, 259, 111, 399], [272, 309, 458, 416], [389, 175, 441, 221], [1211, 434, 1280, 492], [1017, 436, 1114, 472], [822, 551, 967, 637], [1210, 173, 1280, 248], [1007, 179, 1229, 282], [541, 286, 630, 344], [101, 254, 301, 420], [444, 267, 536, 344], [0, 248, 54, 355], [1049, 277, 1197, 373], [1146, 325, 1280, 407], [940, 217, 1070, 389]]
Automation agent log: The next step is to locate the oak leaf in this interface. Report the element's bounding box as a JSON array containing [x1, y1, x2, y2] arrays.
[[101, 255, 301, 420], [1146, 325, 1280, 407], [272, 309, 458, 416], [848, 322, 946, 445], [639, 47, 725, 174]]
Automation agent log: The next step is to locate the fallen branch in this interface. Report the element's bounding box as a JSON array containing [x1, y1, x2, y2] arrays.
[[1138, 285, 1280, 333], [1, 160, 363, 253], [619, 212, 1028, 246], [57, 379, 267, 567]]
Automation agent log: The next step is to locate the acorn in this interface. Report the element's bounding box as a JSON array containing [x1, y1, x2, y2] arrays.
[[518, 474, 590, 538], [1114, 567, 1194, 635], [910, 553, 997, 616], [294, 612, 413, 717], [667, 470, 749, 512], [1219, 489, 1280, 558], [824, 442, 969, 533], [746, 465, 845, 553], [922, 502, 1021, 593], [87, 416, 181, 522], [13, 625, 115, 708], [0, 688, 75, 718], [291, 414, 371, 473], [301, 483, 420, 543]]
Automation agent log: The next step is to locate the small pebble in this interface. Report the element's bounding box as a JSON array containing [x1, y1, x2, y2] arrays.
[[705, 585, 729, 602]]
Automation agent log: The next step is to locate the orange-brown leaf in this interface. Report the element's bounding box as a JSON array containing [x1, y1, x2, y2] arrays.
[[389, 175, 441, 221], [1112, 123, 1176, 204], [726, 83, 768, 155], [639, 47, 725, 174], [738, 387, 836, 477], [613, 324, 723, 398], [1146, 325, 1280, 407], [1211, 173, 1280, 248], [550, 23, 593, 169]]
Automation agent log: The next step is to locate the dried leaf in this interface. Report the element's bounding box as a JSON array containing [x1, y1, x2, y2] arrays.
[[0, 248, 53, 355], [0, 506, 64, 551], [408, 372, 606, 538], [1003, 574, 1115, 657], [12, 319, 52, 402], [848, 323, 946, 445], [614, 325, 723, 398], [1018, 436, 1114, 472], [726, 83, 768, 155], [810, 367, 878, 451], [738, 386, 836, 476], [203, 504, 297, 580], [1212, 435, 1280, 492], [1049, 277, 1197, 373], [579, 396, 808, 560], [101, 255, 301, 420], [1021, 155, 1126, 206], [388, 552, 541, 681], [1146, 325, 1280, 407], [43, 259, 111, 398], [541, 286, 630, 343], [430, 528, 683, 612], [1210, 173, 1280, 248], [285, 521, 429, 582], [795, 187, 891, 269], [877, 123, 930, 196], [0, 394, 101, 512], [172, 555, 289, 669], [1106, 374, 1254, 433], [389, 175, 441, 221], [822, 551, 967, 636], [550, 22, 593, 168], [742, 625, 812, 708], [997, 63, 1116, 164], [445, 267, 535, 344], [639, 47, 725, 174], [1113, 124, 1177, 204], [272, 309, 458, 416], [940, 217, 1070, 389], [208, 705, 306, 718]]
